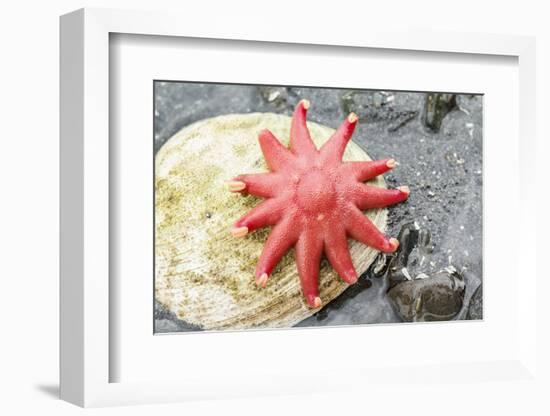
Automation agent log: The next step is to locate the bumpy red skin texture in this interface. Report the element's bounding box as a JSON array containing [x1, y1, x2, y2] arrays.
[[231, 101, 409, 307]]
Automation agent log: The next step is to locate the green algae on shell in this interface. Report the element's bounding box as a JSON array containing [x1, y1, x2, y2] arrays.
[[155, 113, 388, 330]]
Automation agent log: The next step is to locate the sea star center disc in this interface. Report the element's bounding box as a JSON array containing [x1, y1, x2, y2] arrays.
[[294, 168, 338, 214]]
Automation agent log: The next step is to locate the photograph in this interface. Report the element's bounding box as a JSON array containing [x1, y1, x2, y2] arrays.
[[154, 81, 483, 332]]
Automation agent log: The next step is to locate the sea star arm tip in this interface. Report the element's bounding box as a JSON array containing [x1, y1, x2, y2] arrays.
[[232, 198, 285, 234], [255, 218, 299, 282], [312, 296, 322, 308], [386, 158, 398, 168], [346, 206, 400, 253], [227, 180, 246, 192], [319, 113, 358, 164], [341, 158, 396, 182], [295, 231, 324, 307], [324, 232, 359, 284], [347, 112, 358, 123], [256, 273, 268, 288], [230, 226, 249, 238], [389, 237, 400, 251], [229, 172, 283, 198], [290, 100, 317, 156], [350, 183, 410, 210], [397, 185, 410, 195]]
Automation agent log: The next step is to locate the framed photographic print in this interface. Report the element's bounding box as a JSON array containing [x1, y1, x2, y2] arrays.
[[60, 7, 539, 408]]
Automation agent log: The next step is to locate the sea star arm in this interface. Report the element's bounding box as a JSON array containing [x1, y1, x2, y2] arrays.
[[229, 172, 283, 198], [231, 198, 285, 237], [319, 113, 358, 165], [323, 229, 358, 284], [258, 129, 297, 172], [340, 159, 396, 182], [295, 230, 324, 308], [349, 183, 410, 210], [255, 217, 299, 287], [289, 100, 318, 158], [345, 205, 399, 253]]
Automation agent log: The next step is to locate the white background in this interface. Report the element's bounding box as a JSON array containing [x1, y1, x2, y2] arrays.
[[1, 0, 548, 415]]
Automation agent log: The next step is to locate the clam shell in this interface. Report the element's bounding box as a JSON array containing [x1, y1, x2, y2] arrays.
[[155, 113, 387, 331]]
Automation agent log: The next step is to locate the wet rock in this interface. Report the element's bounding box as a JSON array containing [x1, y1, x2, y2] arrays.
[[368, 252, 390, 278], [154, 300, 202, 333], [467, 285, 483, 320], [387, 266, 465, 322], [383, 222, 465, 322], [259, 86, 290, 108], [387, 221, 434, 285], [422, 93, 457, 132]]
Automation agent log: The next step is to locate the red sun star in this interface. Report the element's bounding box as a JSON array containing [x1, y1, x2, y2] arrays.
[[228, 100, 410, 308]]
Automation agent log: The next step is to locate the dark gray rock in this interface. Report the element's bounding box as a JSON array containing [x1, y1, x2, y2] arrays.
[[386, 221, 435, 286], [362, 221, 466, 322], [154, 300, 202, 333], [422, 93, 457, 132], [258, 86, 291, 109], [387, 266, 465, 322]]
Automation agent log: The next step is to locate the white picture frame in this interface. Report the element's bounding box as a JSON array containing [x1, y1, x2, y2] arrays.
[[60, 7, 538, 408]]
